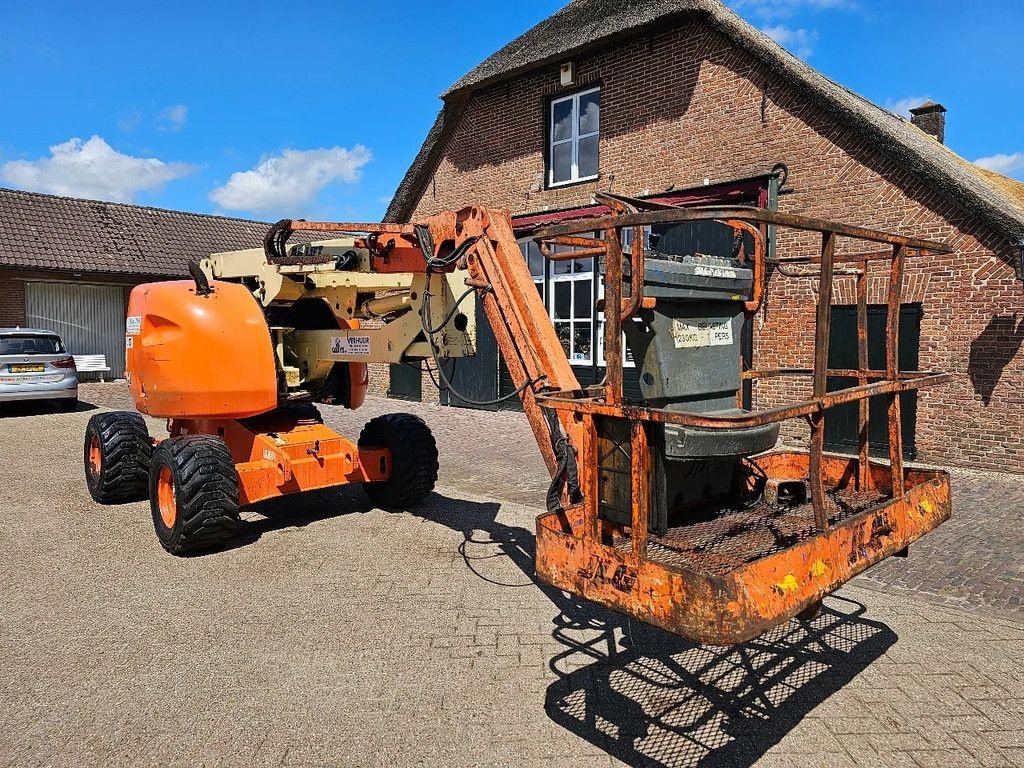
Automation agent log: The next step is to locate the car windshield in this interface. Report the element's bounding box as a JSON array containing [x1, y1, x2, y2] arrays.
[[0, 334, 66, 355]]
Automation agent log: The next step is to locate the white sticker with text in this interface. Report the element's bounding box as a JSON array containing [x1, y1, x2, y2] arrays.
[[330, 334, 371, 356], [671, 318, 734, 349], [126, 316, 142, 335]]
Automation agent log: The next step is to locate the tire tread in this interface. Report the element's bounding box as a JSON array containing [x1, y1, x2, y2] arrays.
[[84, 411, 152, 503], [358, 413, 438, 509], [149, 435, 240, 555]]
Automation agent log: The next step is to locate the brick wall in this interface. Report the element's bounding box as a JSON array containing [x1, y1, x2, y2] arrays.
[[0, 269, 28, 326], [367, 363, 390, 398], [405, 19, 1024, 473]]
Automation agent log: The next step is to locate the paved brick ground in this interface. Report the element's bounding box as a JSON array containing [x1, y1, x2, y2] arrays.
[[1, 384, 1022, 767]]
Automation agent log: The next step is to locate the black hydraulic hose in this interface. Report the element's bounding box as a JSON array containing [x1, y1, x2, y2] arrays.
[[418, 255, 542, 406], [420, 284, 481, 334]]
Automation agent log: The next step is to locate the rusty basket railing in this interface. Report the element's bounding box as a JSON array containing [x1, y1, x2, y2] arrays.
[[524, 195, 952, 643]]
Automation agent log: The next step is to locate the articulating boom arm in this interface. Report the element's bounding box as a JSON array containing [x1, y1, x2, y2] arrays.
[[205, 199, 954, 644]]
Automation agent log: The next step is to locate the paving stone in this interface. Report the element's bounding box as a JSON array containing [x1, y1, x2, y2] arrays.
[[1, 384, 1023, 767]]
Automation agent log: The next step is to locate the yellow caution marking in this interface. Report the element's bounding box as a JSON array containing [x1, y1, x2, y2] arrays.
[[776, 574, 799, 593], [810, 559, 828, 578], [919, 497, 936, 516]]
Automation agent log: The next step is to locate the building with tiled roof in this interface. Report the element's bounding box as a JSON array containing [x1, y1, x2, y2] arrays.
[[0, 188, 269, 378]]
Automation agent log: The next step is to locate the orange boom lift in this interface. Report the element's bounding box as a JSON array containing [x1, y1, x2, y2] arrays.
[[83, 195, 952, 644]]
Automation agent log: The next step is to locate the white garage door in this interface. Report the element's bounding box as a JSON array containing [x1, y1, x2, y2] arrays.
[[25, 282, 127, 378]]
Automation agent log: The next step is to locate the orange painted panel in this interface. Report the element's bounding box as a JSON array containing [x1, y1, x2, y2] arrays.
[[127, 280, 277, 419], [169, 415, 391, 506]]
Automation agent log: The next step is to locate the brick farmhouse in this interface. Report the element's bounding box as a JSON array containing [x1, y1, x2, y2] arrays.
[[383, 0, 1024, 474]]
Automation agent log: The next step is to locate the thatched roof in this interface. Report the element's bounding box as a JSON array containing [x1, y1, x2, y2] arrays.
[[386, 0, 1024, 247], [443, 0, 712, 97]]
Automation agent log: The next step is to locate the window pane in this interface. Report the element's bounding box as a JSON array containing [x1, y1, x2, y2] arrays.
[[527, 240, 544, 277], [578, 133, 599, 178], [573, 257, 593, 274], [551, 141, 572, 184], [0, 335, 64, 354], [555, 322, 571, 358], [597, 321, 634, 367], [572, 326, 591, 362], [535, 281, 544, 300], [553, 281, 572, 319], [552, 99, 573, 142], [574, 280, 592, 319], [579, 90, 600, 135]]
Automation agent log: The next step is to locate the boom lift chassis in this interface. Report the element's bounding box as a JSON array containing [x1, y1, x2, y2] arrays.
[[88, 195, 952, 645]]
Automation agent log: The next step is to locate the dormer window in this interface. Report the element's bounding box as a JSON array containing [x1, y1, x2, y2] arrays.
[[548, 87, 600, 187]]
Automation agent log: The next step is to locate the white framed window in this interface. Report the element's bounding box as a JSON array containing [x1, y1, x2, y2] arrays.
[[518, 238, 546, 302], [518, 231, 635, 369], [549, 244, 594, 365], [548, 87, 600, 187]]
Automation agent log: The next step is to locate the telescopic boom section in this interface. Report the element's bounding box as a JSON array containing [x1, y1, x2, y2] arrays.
[[448, 207, 585, 476]]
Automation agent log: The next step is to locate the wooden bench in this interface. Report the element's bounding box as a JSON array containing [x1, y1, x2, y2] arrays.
[[73, 354, 112, 382]]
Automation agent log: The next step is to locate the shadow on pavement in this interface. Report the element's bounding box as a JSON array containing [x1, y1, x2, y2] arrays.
[[0, 399, 97, 418], [229, 484, 372, 549], [412, 493, 897, 768], [220, 488, 896, 767]]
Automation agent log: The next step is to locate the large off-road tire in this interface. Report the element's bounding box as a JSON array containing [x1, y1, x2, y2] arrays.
[[358, 413, 438, 509], [148, 435, 240, 556], [84, 411, 152, 504]]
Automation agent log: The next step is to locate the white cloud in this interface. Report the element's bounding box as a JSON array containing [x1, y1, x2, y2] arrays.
[[762, 25, 819, 58], [730, 0, 855, 21], [159, 104, 188, 131], [885, 95, 932, 117], [0, 135, 195, 202], [974, 152, 1024, 178], [209, 145, 372, 213]]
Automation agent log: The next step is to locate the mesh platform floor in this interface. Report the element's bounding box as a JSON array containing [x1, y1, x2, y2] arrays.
[[615, 488, 890, 576]]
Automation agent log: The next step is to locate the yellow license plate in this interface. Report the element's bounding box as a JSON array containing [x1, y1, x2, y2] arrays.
[[10, 364, 44, 373]]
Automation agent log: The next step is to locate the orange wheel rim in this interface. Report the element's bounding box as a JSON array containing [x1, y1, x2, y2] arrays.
[[87, 434, 102, 481], [157, 465, 177, 528]]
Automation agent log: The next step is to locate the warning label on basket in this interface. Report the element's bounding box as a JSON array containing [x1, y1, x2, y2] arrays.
[[671, 318, 733, 349], [126, 316, 142, 336], [330, 334, 371, 356]]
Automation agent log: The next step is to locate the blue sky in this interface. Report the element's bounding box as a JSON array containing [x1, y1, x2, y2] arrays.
[[1, 0, 1021, 222]]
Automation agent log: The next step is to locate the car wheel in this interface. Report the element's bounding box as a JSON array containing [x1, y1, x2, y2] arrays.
[[84, 411, 152, 503], [149, 435, 240, 556], [358, 413, 438, 509]]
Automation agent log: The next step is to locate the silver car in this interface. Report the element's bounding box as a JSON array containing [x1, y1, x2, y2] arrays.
[[0, 328, 79, 411]]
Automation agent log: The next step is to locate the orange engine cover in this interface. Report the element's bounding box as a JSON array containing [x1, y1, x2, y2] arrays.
[[126, 280, 278, 419]]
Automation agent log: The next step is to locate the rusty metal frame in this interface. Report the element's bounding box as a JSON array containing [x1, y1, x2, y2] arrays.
[[515, 202, 952, 642], [527, 205, 950, 535], [258, 201, 953, 645]]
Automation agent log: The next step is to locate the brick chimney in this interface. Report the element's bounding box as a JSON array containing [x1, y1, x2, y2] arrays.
[[909, 100, 947, 143]]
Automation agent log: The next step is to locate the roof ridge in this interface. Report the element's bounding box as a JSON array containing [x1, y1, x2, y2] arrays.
[[0, 186, 268, 226]]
